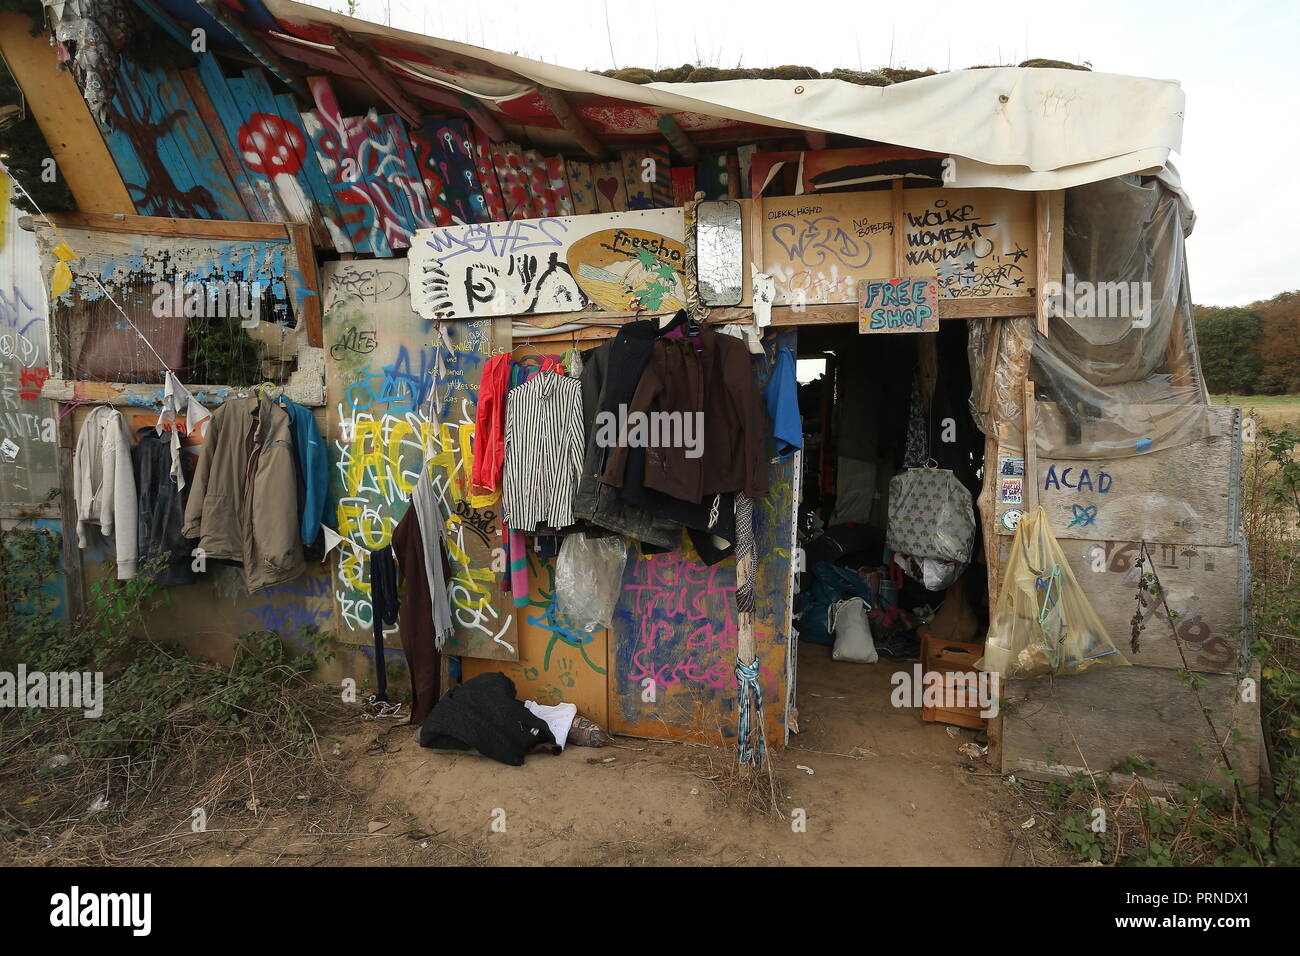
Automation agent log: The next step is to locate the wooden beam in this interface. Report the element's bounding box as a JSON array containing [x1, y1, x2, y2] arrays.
[[56, 407, 86, 623], [194, 0, 308, 97], [457, 94, 507, 143], [656, 114, 698, 162], [977, 317, 1003, 415], [513, 297, 1037, 331], [286, 222, 322, 347], [1035, 190, 1051, 337], [892, 178, 906, 274], [537, 86, 606, 160], [1023, 380, 1039, 511], [328, 27, 423, 126], [129, 0, 194, 49], [804, 131, 829, 151], [41, 379, 326, 408], [266, 31, 481, 118], [33, 211, 295, 241], [0, 12, 134, 214]]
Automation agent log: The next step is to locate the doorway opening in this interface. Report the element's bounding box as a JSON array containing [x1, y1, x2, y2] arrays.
[[789, 320, 993, 758]]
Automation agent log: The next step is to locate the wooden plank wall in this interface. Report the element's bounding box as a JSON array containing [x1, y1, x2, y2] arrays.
[[997, 405, 1257, 790]]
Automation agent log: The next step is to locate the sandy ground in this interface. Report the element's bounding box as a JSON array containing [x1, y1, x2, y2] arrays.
[[191, 644, 1021, 866]]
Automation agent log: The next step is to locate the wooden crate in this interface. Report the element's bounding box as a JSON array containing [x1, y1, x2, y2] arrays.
[[920, 632, 988, 730]]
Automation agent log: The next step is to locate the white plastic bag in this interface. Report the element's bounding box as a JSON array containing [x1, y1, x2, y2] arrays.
[[830, 597, 878, 663], [555, 533, 629, 632]]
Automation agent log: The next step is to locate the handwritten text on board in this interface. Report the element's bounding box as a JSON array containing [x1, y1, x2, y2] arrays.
[[859, 277, 939, 333]]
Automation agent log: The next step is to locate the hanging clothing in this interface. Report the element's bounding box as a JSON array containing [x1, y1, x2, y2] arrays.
[[409, 463, 456, 650], [368, 544, 400, 702], [505, 526, 529, 608], [764, 346, 804, 459], [391, 507, 441, 724], [131, 427, 195, 587], [181, 395, 304, 592], [501, 369, 584, 532], [471, 353, 513, 494], [278, 397, 330, 548], [903, 374, 929, 469], [571, 328, 680, 549], [600, 323, 770, 503], [74, 405, 138, 580]]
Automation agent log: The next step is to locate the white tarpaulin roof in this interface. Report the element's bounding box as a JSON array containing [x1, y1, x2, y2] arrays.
[[260, 0, 1187, 198], [650, 70, 1185, 192]]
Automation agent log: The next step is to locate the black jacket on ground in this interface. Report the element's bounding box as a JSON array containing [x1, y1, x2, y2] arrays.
[[418, 672, 558, 766]]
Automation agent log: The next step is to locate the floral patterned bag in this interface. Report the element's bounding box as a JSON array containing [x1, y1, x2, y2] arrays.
[[886, 465, 976, 565]]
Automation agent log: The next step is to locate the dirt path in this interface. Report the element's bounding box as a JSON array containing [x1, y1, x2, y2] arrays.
[[194, 646, 1018, 866]]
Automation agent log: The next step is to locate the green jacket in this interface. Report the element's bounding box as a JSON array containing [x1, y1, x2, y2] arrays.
[[182, 395, 305, 592]]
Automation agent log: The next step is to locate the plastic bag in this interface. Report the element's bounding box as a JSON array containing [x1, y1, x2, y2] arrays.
[[830, 597, 877, 664], [977, 507, 1128, 679], [886, 466, 976, 564], [798, 562, 875, 645], [555, 533, 629, 632]]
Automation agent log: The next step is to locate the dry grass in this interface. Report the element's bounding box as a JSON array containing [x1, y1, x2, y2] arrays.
[[0, 684, 356, 866]]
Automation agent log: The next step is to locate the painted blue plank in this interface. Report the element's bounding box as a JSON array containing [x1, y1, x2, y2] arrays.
[[195, 53, 282, 222]]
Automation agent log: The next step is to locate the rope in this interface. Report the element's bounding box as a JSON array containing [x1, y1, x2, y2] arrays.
[[735, 657, 766, 768]]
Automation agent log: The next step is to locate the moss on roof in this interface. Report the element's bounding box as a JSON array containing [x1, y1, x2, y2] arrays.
[[597, 59, 1089, 86]]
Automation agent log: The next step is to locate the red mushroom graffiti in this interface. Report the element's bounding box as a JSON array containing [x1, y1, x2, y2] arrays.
[[239, 112, 305, 176]]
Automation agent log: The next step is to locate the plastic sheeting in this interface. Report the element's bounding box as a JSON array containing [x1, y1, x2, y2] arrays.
[[969, 175, 1217, 459]]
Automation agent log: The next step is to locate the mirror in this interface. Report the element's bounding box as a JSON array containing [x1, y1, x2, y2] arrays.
[[695, 199, 744, 307]]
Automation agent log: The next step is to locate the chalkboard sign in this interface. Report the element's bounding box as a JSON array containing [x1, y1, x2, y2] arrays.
[[858, 277, 939, 333]]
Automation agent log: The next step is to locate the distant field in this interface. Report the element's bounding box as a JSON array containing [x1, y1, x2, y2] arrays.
[[1211, 394, 1300, 430]]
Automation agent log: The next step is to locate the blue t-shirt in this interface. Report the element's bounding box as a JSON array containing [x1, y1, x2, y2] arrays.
[[764, 347, 803, 458]]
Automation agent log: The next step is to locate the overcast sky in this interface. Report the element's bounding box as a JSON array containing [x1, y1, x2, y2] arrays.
[[307, 0, 1295, 306]]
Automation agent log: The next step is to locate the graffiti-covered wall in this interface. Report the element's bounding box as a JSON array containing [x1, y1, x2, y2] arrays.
[[321, 261, 518, 660], [0, 178, 58, 508]]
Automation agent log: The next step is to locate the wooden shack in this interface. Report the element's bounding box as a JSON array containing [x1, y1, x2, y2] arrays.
[[0, 0, 1256, 792]]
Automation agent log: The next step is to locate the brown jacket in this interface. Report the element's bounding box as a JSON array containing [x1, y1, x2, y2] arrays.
[[182, 395, 304, 592], [600, 325, 769, 503]]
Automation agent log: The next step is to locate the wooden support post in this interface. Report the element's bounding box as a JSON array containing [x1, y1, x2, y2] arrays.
[[892, 178, 906, 275], [978, 317, 1002, 415], [656, 114, 699, 162], [286, 222, 323, 348], [1023, 380, 1039, 511], [56, 408, 86, 623], [537, 86, 605, 160], [1035, 191, 1052, 337]]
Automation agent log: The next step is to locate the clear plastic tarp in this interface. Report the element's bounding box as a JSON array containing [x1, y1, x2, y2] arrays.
[[970, 175, 1219, 459]]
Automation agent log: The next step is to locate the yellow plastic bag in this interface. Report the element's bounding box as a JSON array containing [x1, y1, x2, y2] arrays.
[[977, 507, 1128, 679]]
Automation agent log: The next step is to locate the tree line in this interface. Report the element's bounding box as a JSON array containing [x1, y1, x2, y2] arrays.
[[1195, 291, 1300, 395]]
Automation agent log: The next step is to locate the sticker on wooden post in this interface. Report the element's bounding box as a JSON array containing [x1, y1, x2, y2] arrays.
[[858, 277, 939, 334]]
